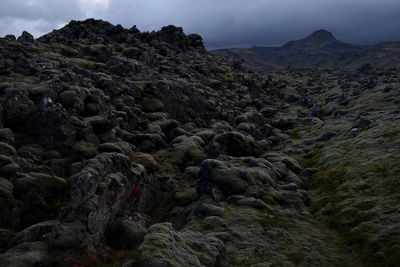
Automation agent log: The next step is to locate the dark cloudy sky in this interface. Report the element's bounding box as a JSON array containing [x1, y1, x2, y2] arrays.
[[0, 0, 399, 48]]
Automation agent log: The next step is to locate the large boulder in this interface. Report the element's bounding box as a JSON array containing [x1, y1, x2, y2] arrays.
[[24, 97, 77, 155], [158, 25, 188, 50], [135, 223, 225, 267], [0, 241, 54, 267], [196, 157, 276, 198], [196, 156, 309, 208], [168, 135, 207, 169], [205, 131, 258, 158], [59, 152, 158, 248], [0, 89, 34, 130]]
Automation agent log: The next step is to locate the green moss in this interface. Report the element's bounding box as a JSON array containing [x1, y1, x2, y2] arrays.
[[216, 72, 235, 83], [87, 44, 106, 56], [286, 252, 305, 265], [72, 141, 98, 159], [201, 216, 227, 231], [123, 95, 135, 106], [141, 97, 164, 113], [59, 90, 77, 107], [85, 103, 99, 115], [66, 58, 106, 70], [207, 78, 222, 88], [27, 85, 50, 96], [260, 214, 288, 230], [59, 45, 79, 57], [43, 150, 62, 160], [289, 129, 302, 140], [28, 172, 67, 190], [133, 81, 150, 90], [226, 253, 238, 261]]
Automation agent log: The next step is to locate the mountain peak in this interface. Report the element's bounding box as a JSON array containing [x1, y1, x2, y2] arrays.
[[282, 29, 339, 49], [307, 29, 336, 42]]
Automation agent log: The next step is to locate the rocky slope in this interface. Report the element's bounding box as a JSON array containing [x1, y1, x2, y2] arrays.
[[0, 19, 399, 266], [211, 30, 400, 69]]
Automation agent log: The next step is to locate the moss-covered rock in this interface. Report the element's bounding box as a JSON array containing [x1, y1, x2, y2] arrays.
[[0, 177, 13, 198], [135, 133, 166, 152], [85, 103, 99, 115], [0, 241, 55, 267], [168, 135, 207, 169], [197, 158, 276, 198], [0, 128, 15, 145], [106, 219, 147, 250], [85, 115, 118, 134], [205, 131, 258, 158], [42, 150, 62, 160], [58, 90, 78, 107], [137, 222, 225, 267], [72, 141, 98, 159], [0, 162, 19, 177], [141, 97, 164, 113], [27, 84, 50, 96], [98, 142, 123, 153], [175, 188, 198, 206], [28, 172, 67, 194], [0, 142, 17, 157]]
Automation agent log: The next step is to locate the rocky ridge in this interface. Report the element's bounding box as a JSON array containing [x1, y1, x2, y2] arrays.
[[0, 19, 399, 266]]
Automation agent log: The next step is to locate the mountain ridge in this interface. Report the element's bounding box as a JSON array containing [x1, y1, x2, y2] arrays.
[[211, 29, 399, 69]]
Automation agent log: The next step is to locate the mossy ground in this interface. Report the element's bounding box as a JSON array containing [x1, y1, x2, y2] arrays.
[[275, 70, 400, 265]]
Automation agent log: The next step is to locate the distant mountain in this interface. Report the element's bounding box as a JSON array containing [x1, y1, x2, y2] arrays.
[[211, 30, 400, 69]]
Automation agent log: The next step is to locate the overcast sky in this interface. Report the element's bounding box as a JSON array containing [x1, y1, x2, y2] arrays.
[[0, 0, 399, 48]]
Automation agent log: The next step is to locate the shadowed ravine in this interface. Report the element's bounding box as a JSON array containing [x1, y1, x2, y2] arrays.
[[0, 19, 399, 266]]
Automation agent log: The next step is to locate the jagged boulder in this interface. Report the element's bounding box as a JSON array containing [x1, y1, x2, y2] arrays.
[[59, 152, 158, 248], [24, 97, 77, 155], [17, 31, 35, 43]]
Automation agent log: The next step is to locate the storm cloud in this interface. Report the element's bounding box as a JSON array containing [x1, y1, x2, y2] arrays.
[[0, 0, 399, 48]]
